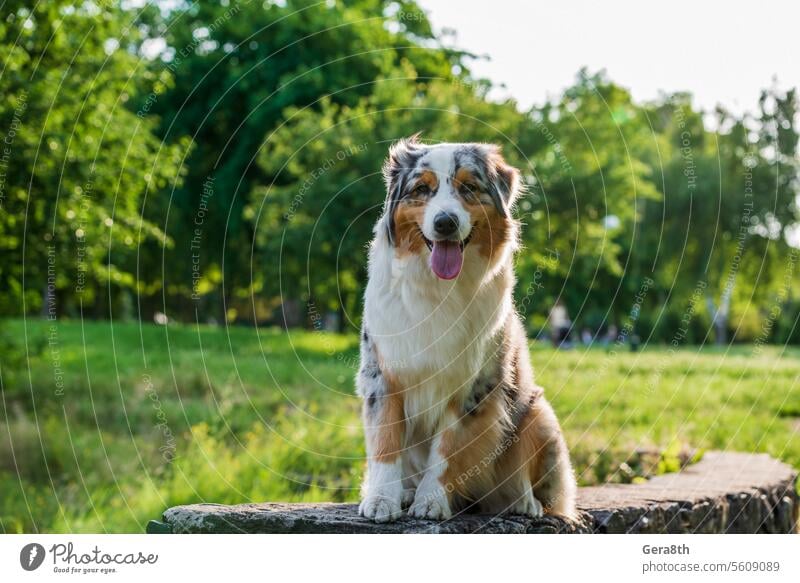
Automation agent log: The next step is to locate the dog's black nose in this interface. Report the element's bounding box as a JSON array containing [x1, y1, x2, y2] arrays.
[[433, 212, 459, 237]]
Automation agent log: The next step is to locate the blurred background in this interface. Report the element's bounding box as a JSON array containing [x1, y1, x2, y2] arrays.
[[0, 0, 798, 533]]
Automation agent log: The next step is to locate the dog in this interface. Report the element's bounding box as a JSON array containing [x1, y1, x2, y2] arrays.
[[356, 136, 577, 523]]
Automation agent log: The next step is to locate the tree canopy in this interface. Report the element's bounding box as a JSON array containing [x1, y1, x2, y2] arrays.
[[1, 0, 798, 345]]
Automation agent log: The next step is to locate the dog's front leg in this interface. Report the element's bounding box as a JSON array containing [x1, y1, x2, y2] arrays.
[[357, 334, 404, 523], [359, 394, 404, 523], [407, 416, 454, 520]]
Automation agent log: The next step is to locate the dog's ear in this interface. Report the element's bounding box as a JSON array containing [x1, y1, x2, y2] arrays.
[[482, 145, 522, 217], [382, 133, 422, 193], [382, 134, 423, 244]]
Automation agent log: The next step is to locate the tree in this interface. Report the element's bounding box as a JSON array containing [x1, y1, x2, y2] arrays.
[[639, 87, 799, 344], [0, 1, 185, 318], [517, 71, 661, 335], [146, 0, 465, 322]]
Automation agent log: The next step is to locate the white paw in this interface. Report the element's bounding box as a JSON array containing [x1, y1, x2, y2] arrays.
[[509, 492, 544, 518], [408, 487, 451, 520], [401, 488, 416, 508], [359, 494, 402, 523]]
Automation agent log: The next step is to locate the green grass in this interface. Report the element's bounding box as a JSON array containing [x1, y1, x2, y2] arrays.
[[1, 319, 798, 533]]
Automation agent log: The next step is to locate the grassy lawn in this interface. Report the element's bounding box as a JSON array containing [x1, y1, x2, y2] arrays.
[[1, 319, 798, 533]]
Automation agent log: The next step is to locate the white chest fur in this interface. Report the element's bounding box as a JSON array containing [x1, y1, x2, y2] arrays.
[[363, 230, 513, 436]]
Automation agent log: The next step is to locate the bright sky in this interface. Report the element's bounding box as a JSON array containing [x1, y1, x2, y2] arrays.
[[418, 0, 800, 115]]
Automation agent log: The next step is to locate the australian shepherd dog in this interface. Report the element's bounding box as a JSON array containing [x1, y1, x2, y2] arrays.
[[356, 136, 577, 523]]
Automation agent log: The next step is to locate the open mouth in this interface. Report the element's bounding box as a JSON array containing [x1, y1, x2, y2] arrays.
[[420, 228, 473, 280]]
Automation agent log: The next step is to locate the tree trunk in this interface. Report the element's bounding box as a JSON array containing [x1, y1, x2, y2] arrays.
[[337, 292, 348, 334], [706, 285, 733, 346], [714, 313, 728, 345]]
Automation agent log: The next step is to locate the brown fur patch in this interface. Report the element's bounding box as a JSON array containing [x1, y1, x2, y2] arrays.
[[370, 372, 405, 463], [415, 170, 439, 192], [466, 203, 511, 262], [392, 170, 439, 256], [453, 168, 479, 198], [498, 398, 565, 513], [453, 168, 513, 263], [438, 395, 508, 500], [392, 202, 427, 257]]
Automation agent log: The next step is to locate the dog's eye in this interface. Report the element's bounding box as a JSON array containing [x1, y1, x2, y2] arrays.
[[413, 184, 431, 196], [460, 182, 479, 197]]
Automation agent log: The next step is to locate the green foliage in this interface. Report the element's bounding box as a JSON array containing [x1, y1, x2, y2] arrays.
[[0, 2, 187, 317], [144, 0, 462, 322], [627, 87, 800, 344], [1, 1, 797, 346]]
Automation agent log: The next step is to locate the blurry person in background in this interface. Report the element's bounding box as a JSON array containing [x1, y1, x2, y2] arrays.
[[603, 323, 619, 349], [548, 299, 573, 348]]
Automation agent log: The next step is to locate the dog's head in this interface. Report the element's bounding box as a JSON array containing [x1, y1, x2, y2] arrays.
[[381, 136, 522, 280]]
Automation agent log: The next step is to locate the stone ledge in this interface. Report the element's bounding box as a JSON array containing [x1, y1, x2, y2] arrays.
[[148, 452, 798, 534]]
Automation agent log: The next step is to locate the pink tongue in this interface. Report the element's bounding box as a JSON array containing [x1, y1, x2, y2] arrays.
[[430, 240, 463, 280]]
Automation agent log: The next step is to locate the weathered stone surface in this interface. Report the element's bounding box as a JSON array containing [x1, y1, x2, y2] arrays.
[[153, 503, 590, 534], [149, 452, 798, 534]]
